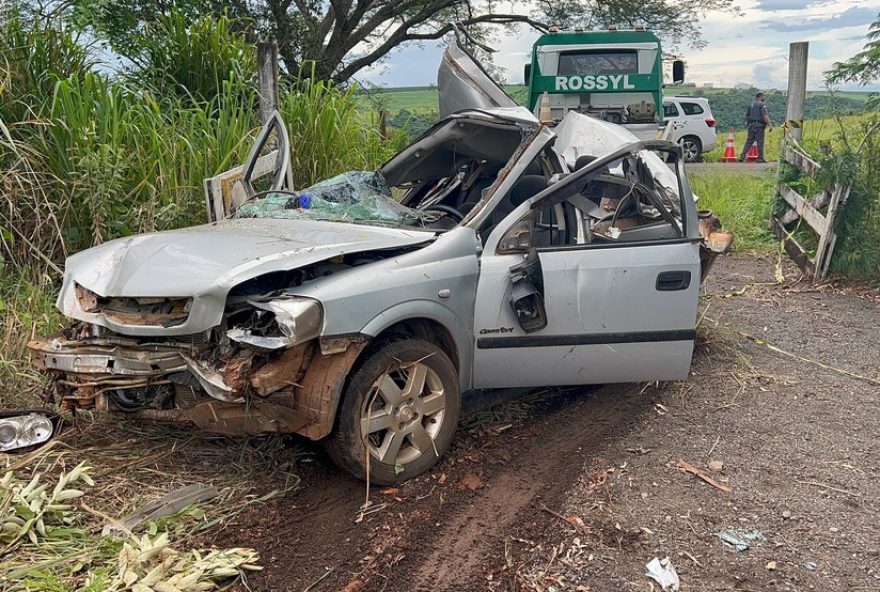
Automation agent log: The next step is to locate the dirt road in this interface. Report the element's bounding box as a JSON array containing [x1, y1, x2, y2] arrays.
[[217, 252, 880, 591]]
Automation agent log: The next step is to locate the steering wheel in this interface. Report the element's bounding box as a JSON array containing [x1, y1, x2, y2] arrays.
[[422, 204, 465, 222]]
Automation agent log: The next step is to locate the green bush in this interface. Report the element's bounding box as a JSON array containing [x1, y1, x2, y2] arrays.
[[823, 118, 880, 279]]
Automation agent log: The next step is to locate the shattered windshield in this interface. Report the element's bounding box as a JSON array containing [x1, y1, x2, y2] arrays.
[[233, 171, 434, 226]]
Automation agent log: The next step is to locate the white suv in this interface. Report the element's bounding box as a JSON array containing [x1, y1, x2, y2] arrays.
[[662, 96, 717, 162]]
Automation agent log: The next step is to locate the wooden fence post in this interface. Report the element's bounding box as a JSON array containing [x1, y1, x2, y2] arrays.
[[257, 42, 279, 124], [785, 42, 808, 142]]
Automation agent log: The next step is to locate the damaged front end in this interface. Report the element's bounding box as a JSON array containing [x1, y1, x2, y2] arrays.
[[28, 295, 366, 439]]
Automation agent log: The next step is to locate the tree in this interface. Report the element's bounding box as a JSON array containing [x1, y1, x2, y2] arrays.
[[826, 13, 880, 86], [69, 0, 737, 84]]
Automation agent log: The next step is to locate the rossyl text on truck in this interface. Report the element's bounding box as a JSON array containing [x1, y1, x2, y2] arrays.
[[524, 27, 685, 139], [554, 74, 636, 91]]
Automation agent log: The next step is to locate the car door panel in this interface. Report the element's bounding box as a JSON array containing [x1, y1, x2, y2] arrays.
[[473, 242, 700, 389], [472, 140, 701, 390]]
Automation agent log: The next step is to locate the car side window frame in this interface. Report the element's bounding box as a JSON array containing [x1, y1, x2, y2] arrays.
[[681, 102, 705, 116], [493, 144, 698, 255]]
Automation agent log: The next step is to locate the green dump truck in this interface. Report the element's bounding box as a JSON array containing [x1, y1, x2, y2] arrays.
[[524, 27, 684, 138]]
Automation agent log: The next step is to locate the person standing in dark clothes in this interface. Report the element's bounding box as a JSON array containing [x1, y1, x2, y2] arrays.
[[739, 91, 772, 162]]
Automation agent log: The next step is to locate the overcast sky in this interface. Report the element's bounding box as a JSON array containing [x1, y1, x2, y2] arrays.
[[357, 0, 880, 91]]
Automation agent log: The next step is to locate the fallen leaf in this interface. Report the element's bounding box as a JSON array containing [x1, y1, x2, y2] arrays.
[[460, 473, 481, 491]]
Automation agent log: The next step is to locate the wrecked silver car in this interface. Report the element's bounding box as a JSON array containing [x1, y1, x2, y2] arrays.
[[27, 44, 731, 483]]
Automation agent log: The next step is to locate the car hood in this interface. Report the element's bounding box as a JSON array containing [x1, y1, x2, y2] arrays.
[[438, 40, 537, 124], [58, 218, 435, 335]]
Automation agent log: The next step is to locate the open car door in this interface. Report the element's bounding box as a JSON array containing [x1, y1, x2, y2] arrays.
[[204, 111, 293, 221], [471, 139, 703, 389]]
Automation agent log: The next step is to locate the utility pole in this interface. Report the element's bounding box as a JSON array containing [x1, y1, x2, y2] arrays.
[[785, 42, 809, 142], [257, 42, 280, 124]]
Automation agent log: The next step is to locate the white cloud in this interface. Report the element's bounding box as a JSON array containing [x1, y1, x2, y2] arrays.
[[373, 0, 880, 91]]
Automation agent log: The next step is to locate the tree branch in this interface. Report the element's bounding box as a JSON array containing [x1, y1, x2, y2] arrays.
[[333, 13, 548, 82]]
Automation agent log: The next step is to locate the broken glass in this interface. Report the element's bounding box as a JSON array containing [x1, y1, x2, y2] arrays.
[[233, 171, 434, 226]]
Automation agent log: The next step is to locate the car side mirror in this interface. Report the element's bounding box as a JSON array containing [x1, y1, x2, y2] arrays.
[[672, 60, 685, 85], [524, 63, 532, 84], [497, 210, 534, 254]]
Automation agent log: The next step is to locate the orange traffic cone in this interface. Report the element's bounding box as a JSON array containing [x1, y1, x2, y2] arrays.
[[745, 141, 759, 163], [721, 130, 737, 162]]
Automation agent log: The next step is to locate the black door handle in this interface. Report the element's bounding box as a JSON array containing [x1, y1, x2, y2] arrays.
[[656, 270, 691, 291]]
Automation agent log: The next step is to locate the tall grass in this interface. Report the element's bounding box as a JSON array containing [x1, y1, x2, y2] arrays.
[[702, 115, 868, 163], [125, 10, 257, 103], [689, 173, 776, 251]]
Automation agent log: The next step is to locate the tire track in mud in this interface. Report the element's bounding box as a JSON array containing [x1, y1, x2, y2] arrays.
[[388, 385, 654, 591], [222, 384, 654, 591]]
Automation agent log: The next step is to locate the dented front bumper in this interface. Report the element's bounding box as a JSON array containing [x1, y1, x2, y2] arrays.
[[27, 333, 366, 439]]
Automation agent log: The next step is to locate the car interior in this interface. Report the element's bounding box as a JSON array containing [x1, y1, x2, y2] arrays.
[[380, 115, 684, 247], [381, 117, 534, 228]]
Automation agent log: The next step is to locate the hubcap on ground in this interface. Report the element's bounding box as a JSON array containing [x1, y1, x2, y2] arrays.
[[361, 361, 446, 465]]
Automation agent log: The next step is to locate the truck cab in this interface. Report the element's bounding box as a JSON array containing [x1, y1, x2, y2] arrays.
[[524, 28, 684, 139]]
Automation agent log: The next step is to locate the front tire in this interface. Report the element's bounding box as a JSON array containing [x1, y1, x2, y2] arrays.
[[680, 136, 703, 162], [325, 339, 460, 485]]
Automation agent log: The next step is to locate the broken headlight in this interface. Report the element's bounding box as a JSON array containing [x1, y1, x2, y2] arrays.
[[227, 296, 322, 350], [76, 284, 192, 328], [0, 413, 55, 452]]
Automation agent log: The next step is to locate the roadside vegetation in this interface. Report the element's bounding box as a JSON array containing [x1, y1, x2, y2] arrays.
[[689, 173, 775, 252], [0, 11, 398, 586]]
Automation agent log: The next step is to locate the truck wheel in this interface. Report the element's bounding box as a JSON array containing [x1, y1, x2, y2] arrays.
[[325, 339, 460, 485], [680, 136, 702, 162]]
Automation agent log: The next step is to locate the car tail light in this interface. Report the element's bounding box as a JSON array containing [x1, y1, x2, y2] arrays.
[[705, 118, 716, 127]]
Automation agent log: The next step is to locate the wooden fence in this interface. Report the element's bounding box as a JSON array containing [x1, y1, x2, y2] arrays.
[[772, 142, 851, 281]]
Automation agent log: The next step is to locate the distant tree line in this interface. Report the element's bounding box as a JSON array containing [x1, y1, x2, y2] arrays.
[[686, 88, 872, 131]]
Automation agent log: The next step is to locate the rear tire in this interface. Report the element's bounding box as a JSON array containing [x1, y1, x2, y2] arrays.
[[680, 136, 703, 162], [324, 339, 460, 485]]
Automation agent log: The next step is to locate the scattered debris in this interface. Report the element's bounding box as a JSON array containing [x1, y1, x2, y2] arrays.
[[738, 330, 880, 386], [766, 560, 778, 570], [682, 550, 702, 566], [707, 460, 724, 472], [538, 503, 589, 535], [677, 459, 732, 493], [460, 473, 482, 491], [108, 532, 261, 591], [805, 560, 818, 570], [627, 447, 653, 455], [102, 483, 219, 538], [0, 462, 93, 547], [797, 479, 860, 498], [645, 557, 680, 591], [782, 510, 792, 520], [717, 529, 765, 551]]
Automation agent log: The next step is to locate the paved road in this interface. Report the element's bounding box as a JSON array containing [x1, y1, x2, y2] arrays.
[[685, 161, 776, 175]]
